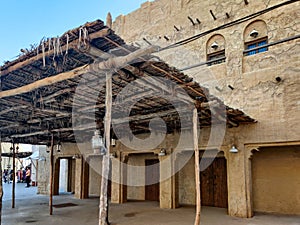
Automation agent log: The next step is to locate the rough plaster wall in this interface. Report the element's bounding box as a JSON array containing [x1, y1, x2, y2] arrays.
[[118, 129, 235, 202], [178, 155, 196, 205], [112, 0, 300, 217], [89, 165, 101, 196], [127, 154, 146, 200], [252, 146, 300, 215], [114, 0, 285, 46], [113, 0, 300, 144], [37, 145, 49, 195], [127, 153, 159, 200], [85, 153, 103, 196]]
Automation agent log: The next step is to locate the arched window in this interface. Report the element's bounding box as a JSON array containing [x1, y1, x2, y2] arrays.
[[244, 20, 268, 56], [206, 34, 226, 66]]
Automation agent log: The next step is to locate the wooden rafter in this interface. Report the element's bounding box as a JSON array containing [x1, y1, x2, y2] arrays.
[[0, 28, 110, 76]]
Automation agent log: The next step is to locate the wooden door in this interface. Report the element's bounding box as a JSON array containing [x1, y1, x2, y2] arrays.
[[200, 157, 228, 208], [200, 160, 214, 206], [145, 159, 160, 201]]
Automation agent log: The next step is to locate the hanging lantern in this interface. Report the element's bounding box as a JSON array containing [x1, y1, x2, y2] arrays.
[[56, 142, 62, 153], [92, 130, 106, 155]]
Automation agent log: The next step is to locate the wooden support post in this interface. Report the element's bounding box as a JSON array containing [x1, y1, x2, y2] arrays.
[[49, 134, 54, 215], [99, 73, 112, 225], [193, 108, 201, 225], [12, 142, 16, 209]]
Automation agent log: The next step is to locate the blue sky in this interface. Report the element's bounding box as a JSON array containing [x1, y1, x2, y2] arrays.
[[0, 0, 147, 64]]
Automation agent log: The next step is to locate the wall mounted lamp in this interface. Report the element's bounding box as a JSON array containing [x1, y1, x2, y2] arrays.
[[46, 142, 51, 153], [158, 148, 167, 156], [229, 145, 238, 153], [56, 142, 61, 153], [211, 41, 219, 50], [250, 29, 259, 38], [111, 138, 116, 146], [72, 154, 81, 159]]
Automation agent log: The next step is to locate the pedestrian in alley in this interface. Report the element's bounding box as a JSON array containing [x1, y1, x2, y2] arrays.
[[2, 169, 8, 183], [22, 168, 26, 183], [25, 167, 31, 188]]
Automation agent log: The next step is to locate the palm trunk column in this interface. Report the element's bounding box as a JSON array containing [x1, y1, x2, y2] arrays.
[[99, 72, 112, 225]]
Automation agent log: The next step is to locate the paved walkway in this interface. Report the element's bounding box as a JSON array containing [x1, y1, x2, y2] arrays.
[[2, 183, 300, 225]]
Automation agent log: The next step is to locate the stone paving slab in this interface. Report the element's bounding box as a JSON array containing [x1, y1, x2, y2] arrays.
[[2, 183, 300, 225]]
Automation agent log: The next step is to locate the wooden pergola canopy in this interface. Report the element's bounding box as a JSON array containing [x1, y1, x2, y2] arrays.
[[0, 19, 255, 145]]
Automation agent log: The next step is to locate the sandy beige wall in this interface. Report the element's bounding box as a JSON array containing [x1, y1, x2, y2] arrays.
[[252, 146, 300, 215], [113, 0, 300, 144], [178, 155, 196, 205], [112, 0, 300, 217]]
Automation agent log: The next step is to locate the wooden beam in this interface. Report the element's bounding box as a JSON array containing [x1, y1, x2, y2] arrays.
[[151, 64, 206, 98], [0, 124, 19, 131], [79, 45, 112, 60], [113, 107, 189, 124], [12, 142, 16, 209], [9, 121, 99, 138], [123, 64, 195, 104], [9, 106, 191, 139], [99, 72, 112, 225], [0, 45, 159, 99], [0, 28, 110, 76], [11, 131, 48, 138], [0, 64, 89, 99], [49, 133, 54, 215], [193, 108, 201, 225], [0, 106, 28, 116], [139, 81, 191, 105], [38, 87, 75, 103]]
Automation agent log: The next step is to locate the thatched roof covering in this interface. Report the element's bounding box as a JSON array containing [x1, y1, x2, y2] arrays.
[[0, 19, 255, 145]]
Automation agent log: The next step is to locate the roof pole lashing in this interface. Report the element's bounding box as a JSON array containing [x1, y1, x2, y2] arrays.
[[65, 34, 69, 56], [83, 28, 88, 45], [52, 38, 56, 60], [78, 27, 89, 49], [48, 38, 52, 56], [56, 38, 62, 56], [42, 42, 46, 67], [63, 34, 70, 65], [78, 28, 82, 49]]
